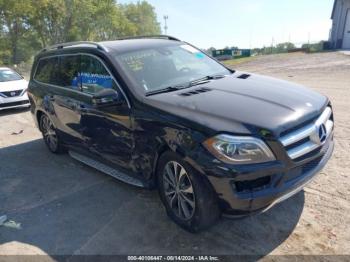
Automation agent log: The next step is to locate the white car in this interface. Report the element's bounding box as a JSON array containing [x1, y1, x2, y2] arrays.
[[0, 67, 30, 110]]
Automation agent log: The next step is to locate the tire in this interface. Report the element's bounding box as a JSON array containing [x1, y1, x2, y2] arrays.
[[40, 114, 66, 154], [157, 151, 220, 232]]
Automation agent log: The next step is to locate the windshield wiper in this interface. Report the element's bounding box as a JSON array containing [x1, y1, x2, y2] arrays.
[[145, 85, 187, 96], [188, 74, 226, 87], [145, 75, 226, 97]]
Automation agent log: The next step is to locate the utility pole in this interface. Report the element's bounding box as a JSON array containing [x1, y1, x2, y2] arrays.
[[163, 15, 168, 35], [271, 37, 275, 54], [249, 27, 253, 49]]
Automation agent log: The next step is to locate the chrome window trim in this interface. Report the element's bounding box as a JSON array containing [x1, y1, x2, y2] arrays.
[[33, 53, 131, 108]]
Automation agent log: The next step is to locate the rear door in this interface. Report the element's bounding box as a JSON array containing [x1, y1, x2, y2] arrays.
[[52, 55, 86, 145], [34, 55, 87, 146]]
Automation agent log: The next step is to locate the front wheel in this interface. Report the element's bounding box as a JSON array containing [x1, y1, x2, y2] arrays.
[[40, 114, 65, 153], [157, 151, 220, 232]]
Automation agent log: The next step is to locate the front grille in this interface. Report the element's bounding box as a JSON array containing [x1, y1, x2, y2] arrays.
[[280, 116, 318, 137], [0, 89, 23, 97], [302, 155, 323, 173], [279, 107, 333, 160], [285, 154, 324, 183], [0, 100, 29, 108]]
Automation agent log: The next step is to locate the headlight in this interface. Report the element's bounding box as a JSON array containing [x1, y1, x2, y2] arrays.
[[203, 134, 275, 164]]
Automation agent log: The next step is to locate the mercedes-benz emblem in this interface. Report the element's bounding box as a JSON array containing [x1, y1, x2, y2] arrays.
[[318, 124, 327, 144], [10, 91, 16, 97]]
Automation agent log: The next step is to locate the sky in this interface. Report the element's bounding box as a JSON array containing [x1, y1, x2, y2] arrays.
[[119, 0, 335, 49]]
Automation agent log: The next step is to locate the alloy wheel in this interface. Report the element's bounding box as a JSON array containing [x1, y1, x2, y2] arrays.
[[41, 115, 58, 151], [163, 161, 195, 220]]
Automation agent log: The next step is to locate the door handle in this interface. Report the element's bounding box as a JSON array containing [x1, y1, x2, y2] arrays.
[[66, 100, 76, 109], [78, 104, 88, 113], [65, 99, 78, 110]]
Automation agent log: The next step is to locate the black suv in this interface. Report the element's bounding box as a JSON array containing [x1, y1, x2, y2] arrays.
[[28, 36, 334, 232]]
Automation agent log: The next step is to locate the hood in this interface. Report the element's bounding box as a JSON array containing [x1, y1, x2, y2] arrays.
[[144, 71, 328, 136], [0, 79, 28, 92]]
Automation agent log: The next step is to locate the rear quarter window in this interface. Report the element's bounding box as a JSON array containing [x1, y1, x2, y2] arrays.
[[34, 57, 59, 85]]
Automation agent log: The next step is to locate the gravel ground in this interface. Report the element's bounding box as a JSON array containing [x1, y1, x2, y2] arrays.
[[0, 51, 349, 257]]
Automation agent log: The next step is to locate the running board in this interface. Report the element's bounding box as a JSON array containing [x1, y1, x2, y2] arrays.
[[69, 150, 145, 188]]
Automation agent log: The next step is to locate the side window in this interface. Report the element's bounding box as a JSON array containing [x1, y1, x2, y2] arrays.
[[34, 57, 59, 85], [57, 55, 80, 90], [80, 55, 116, 94]]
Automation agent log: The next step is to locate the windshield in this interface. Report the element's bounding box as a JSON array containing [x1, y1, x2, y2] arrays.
[[0, 69, 23, 82], [114, 43, 230, 94]]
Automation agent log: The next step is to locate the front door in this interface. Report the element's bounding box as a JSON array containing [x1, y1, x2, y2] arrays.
[[78, 54, 134, 170], [343, 9, 350, 49]]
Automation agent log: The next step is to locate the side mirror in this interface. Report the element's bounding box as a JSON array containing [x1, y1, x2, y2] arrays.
[[92, 89, 123, 107]]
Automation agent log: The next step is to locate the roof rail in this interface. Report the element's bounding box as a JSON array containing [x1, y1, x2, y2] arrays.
[[40, 41, 107, 53], [116, 35, 180, 41]]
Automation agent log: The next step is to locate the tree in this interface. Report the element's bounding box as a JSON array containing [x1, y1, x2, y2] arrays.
[[275, 42, 296, 53], [0, 0, 161, 65], [0, 0, 32, 63], [302, 41, 325, 52], [251, 42, 296, 55], [121, 1, 161, 36], [76, 0, 136, 41], [28, 0, 160, 46], [203, 47, 216, 55]]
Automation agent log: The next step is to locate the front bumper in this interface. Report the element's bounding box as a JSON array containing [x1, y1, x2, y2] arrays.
[[201, 134, 334, 216], [0, 92, 30, 110]]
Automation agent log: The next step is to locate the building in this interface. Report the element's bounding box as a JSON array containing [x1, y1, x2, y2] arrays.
[[212, 49, 251, 61], [329, 0, 350, 49]]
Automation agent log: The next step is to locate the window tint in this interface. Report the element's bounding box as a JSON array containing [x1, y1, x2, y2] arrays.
[[34, 57, 59, 85], [58, 55, 80, 90], [80, 55, 115, 94]]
